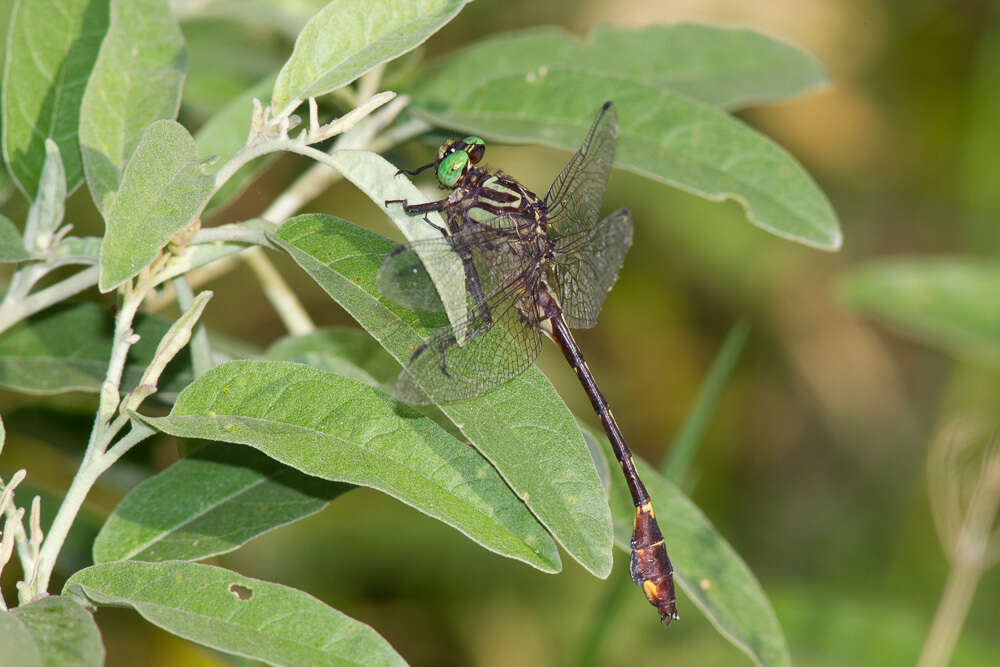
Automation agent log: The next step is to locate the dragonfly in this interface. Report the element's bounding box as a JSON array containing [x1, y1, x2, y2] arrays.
[[378, 102, 678, 623]]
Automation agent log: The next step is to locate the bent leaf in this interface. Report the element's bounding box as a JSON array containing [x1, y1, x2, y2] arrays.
[[65, 561, 405, 666], [98, 120, 213, 291], [270, 214, 613, 578], [271, 0, 469, 115], [95, 443, 353, 563], [141, 360, 560, 573], [841, 257, 1000, 363]]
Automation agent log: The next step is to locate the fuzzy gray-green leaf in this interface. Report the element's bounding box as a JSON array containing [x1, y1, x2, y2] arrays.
[[65, 561, 405, 666], [23, 140, 66, 253], [408, 25, 827, 111], [98, 120, 213, 291], [142, 360, 560, 572], [80, 0, 188, 214], [0, 302, 191, 396], [271, 0, 469, 114], [4, 596, 104, 667], [94, 443, 353, 562]]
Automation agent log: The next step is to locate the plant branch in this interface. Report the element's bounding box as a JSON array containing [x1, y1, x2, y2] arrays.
[[29, 268, 210, 597], [242, 248, 314, 335], [0, 266, 99, 335], [214, 91, 395, 194], [918, 445, 1000, 667]]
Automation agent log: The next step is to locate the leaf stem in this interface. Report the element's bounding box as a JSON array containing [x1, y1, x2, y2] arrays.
[[918, 446, 1000, 667]]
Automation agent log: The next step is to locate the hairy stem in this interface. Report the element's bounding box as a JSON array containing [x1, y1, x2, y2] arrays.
[[242, 248, 315, 335], [0, 266, 99, 335], [918, 450, 1000, 667], [29, 269, 159, 597]]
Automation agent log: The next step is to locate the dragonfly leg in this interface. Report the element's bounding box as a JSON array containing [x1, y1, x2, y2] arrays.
[[421, 214, 448, 237], [394, 162, 436, 177], [385, 198, 449, 215], [435, 336, 455, 377], [386, 198, 452, 236]]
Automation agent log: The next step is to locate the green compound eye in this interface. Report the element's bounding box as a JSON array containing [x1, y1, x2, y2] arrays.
[[437, 151, 470, 187]]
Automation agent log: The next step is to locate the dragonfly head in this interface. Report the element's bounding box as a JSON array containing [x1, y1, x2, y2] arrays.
[[434, 136, 486, 188]]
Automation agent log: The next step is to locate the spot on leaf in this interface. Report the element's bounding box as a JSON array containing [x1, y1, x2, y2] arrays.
[[229, 583, 253, 600]]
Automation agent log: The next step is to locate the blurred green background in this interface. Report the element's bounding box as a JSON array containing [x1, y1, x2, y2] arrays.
[[3, 0, 1000, 665]]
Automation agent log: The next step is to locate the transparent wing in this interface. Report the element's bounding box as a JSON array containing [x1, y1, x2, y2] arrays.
[[551, 208, 633, 329], [377, 239, 453, 312], [543, 101, 618, 239], [379, 224, 548, 405], [396, 273, 543, 405]]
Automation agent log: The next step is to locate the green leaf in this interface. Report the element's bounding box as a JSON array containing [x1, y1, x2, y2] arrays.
[[98, 120, 214, 291], [409, 55, 840, 251], [195, 75, 276, 214], [65, 561, 406, 666], [840, 257, 1000, 363], [141, 360, 560, 572], [270, 214, 613, 577], [270, 0, 469, 114], [1, 596, 104, 667], [22, 140, 66, 253], [0, 214, 29, 262], [266, 327, 400, 392], [80, 0, 188, 214], [409, 25, 827, 111], [605, 449, 790, 667], [0, 302, 191, 396], [2, 0, 109, 197], [94, 442, 352, 563], [0, 611, 39, 667]]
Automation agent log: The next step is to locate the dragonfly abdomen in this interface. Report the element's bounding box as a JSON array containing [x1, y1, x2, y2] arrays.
[[540, 286, 677, 624]]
